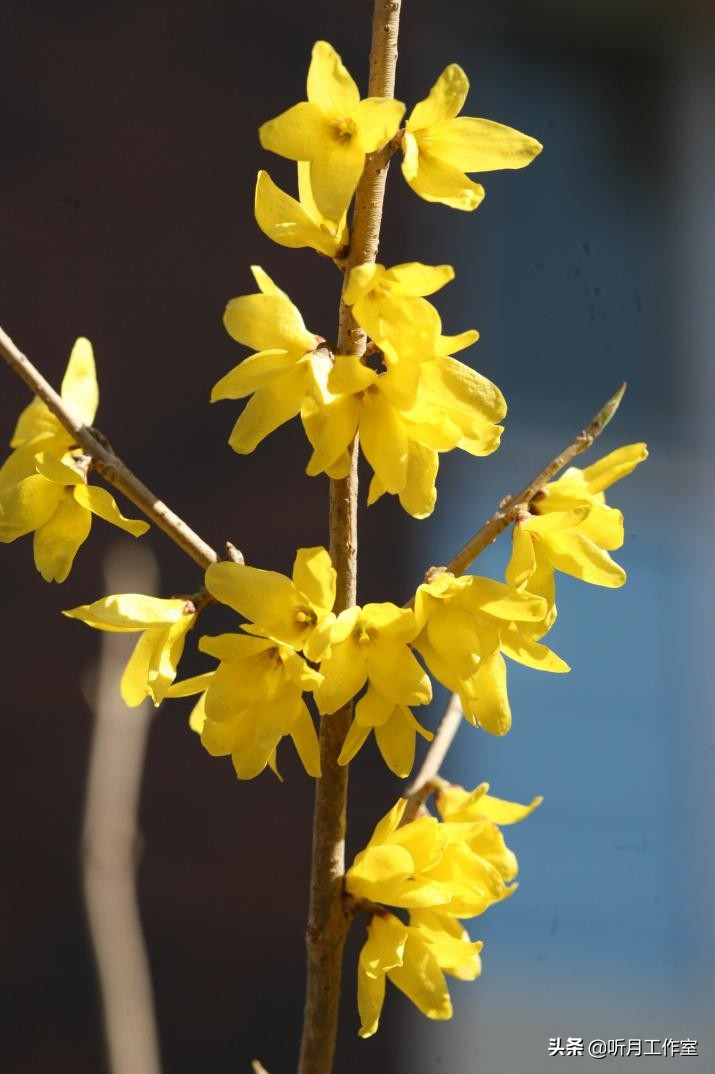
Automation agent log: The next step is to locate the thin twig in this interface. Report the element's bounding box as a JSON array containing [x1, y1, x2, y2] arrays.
[[444, 382, 626, 578], [82, 544, 162, 1074], [402, 692, 463, 824], [297, 4, 403, 1073], [0, 325, 223, 570]]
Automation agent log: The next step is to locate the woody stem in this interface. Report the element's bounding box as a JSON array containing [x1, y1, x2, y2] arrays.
[[297, 3, 403, 1072]]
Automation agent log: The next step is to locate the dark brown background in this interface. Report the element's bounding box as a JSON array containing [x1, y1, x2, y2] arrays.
[[2, 1, 714, 1072]]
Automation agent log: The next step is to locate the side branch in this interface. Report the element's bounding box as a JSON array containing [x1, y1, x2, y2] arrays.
[[401, 385, 627, 813], [0, 325, 223, 571], [445, 383, 626, 578], [402, 692, 462, 824]]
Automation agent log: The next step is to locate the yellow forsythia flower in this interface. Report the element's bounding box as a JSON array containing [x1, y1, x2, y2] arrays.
[[402, 63, 542, 210], [191, 633, 322, 780], [506, 443, 649, 609], [215, 266, 330, 454], [0, 338, 148, 582], [314, 603, 431, 715], [357, 910, 482, 1037], [303, 351, 506, 519], [0, 451, 148, 582], [254, 165, 348, 257], [414, 571, 567, 735], [343, 261, 477, 363], [205, 545, 336, 662], [64, 594, 197, 706], [435, 781, 542, 882], [169, 546, 339, 780], [346, 797, 510, 914], [259, 41, 405, 220], [2, 336, 97, 478]]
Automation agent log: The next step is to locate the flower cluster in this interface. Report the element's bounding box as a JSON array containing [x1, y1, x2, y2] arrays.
[[63, 435, 646, 778], [0, 339, 148, 582], [346, 784, 541, 1036], [215, 41, 542, 518]]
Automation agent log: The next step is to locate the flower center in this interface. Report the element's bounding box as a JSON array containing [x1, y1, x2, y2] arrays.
[[295, 606, 317, 627], [333, 116, 357, 143], [353, 620, 374, 645]]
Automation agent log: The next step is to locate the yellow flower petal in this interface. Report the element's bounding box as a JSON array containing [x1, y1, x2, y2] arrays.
[[581, 442, 648, 494], [232, 738, 273, 781], [384, 262, 454, 297], [167, 671, 215, 698], [408, 64, 469, 130], [33, 492, 91, 583], [359, 393, 409, 494], [310, 138, 365, 222], [34, 451, 82, 485], [477, 793, 543, 826], [290, 702, 322, 777], [499, 623, 570, 673], [328, 354, 378, 395], [63, 593, 187, 631], [465, 651, 511, 735], [315, 637, 368, 714], [357, 915, 407, 1038], [461, 577, 546, 621], [0, 474, 62, 540], [60, 336, 99, 425], [375, 708, 417, 778], [427, 117, 542, 173], [206, 561, 297, 625], [402, 147, 485, 211], [148, 617, 193, 705], [223, 291, 316, 356], [347, 844, 416, 899], [543, 530, 626, 587], [388, 933, 452, 1021], [368, 635, 432, 706], [292, 546, 336, 614], [188, 692, 207, 734], [10, 397, 62, 449], [200, 631, 270, 662], [505, 522, 536, 588], [211, 350, 295, 401], [355, 685, 394, 727], [121, 631, 155, 707], [254, 170, 343, 257], [338, 718, 371, 767], [307, 40, 360, 113], [352, 97, 405, 153], [73, 484, 149, 537], [397, 442, 439, 519], [363, 602, 418, 639], [435, 328, 479, 356], [304, 395, 359, 477], [522, 506, 589, 534], [421, 355, 506, 424], [259, 101, 332, 161], [227, 366, 308, 454], [343, 262, 382, 305]]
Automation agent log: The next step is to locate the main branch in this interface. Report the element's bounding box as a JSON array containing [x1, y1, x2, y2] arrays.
[[0, 325, 222, 570], [297, 3, 403, 1073]]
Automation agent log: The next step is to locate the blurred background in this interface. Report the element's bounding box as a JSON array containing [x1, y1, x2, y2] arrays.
[[1, 0, 714, 1071]]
